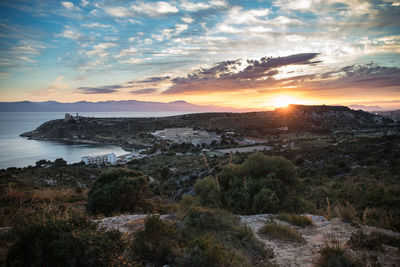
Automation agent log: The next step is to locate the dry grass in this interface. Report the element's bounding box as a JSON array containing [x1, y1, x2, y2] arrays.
[[258, 222, 305, 243], [334, 202, 357, 224], [317, 236, 353, 267], [277, 213, 313, 227]]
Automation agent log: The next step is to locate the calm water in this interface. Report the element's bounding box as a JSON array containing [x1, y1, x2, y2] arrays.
[[0, 111, 191, 169]]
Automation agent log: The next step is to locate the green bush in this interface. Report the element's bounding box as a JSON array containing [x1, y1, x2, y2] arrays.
[[129, 215, 181, 265], [7, 214, 126, 266], [214, 152, 296, 214], [194, 176, 221, 208], [252, 188, 279, 213], [87, 168, 150, 215]]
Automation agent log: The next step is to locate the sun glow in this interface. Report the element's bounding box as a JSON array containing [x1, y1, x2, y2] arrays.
[[270, 96, 297, 108]]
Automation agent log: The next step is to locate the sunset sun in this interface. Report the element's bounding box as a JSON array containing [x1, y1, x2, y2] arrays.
[[271, 96, 297, 108]]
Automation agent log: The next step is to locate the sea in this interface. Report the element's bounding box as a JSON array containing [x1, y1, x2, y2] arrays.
[[0, 111, 191, 169]]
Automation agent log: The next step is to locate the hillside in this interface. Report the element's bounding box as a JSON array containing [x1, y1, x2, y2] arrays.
[[20, 105, 397, 149]]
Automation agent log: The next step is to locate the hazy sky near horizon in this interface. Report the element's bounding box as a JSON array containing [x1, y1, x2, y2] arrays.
[[0, 0, 399, 110]]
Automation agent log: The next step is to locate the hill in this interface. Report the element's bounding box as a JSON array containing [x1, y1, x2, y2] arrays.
[[20, 105, 398, 149]]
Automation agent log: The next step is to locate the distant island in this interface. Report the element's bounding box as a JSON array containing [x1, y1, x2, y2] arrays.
[[0, 100, 254, 113]]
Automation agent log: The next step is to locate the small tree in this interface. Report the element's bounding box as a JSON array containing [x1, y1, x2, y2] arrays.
[[53, 158, 67, 167]]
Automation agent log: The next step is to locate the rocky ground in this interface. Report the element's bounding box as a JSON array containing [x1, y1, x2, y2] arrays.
[[240, 214, 400, 267], [95, 213, 400, 267]]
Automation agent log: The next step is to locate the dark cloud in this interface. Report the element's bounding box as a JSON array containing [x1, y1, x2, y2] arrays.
[[161, 53, 400, 95], [128, 76, 170, 84], [77, 85, 120, 94], [130, 88, 158, 94], [164, 53, 321, 94], [311, 63, 400, 90]]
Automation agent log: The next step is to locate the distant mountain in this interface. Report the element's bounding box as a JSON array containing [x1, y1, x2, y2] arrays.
[[376, 110, 400, 122], [0, 100, 254, 113]]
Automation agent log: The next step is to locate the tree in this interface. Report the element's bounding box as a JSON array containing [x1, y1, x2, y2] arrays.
[[53, 158, 67, 167]]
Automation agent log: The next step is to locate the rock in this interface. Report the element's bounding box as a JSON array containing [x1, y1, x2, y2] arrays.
[[94, 214, 171, 233], [43, 179, 57, 186]]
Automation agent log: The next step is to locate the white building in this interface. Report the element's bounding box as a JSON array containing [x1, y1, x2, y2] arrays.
[[153, 127, 220, 145], [82, 153, 116, 166]]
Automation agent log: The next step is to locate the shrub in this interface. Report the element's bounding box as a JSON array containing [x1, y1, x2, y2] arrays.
[[277, 213, 313, 227], [216, 153, 296, 214], [7, 213, 126, 266], [348, 229, 400, 251], [258, 222, 305, 243], [87, 168, 150, 215], [239, 153, 297, 185], [317, 240, 353, 267], [335, 203, 357, 224], [182, 206, 234, 233], [179, 234, 251, 267], [130, 215, 181, 265], [194, 176, 221, 208], [252, 188, 279, 213]]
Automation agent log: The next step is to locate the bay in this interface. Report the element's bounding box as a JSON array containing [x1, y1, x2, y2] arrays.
[[0, 111, 190, 169]]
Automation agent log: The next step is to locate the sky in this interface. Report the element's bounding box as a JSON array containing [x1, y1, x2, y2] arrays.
[[0, 0, 399, 110]]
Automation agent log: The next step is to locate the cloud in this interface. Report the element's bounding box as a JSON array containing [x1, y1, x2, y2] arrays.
[[131, 1, 179, 16], [311, 63, 400, 90], [179, 0, 228, 11], [77, 85, 120, 94], [160, 54, 400, 97], [86, 42, 116, 57], [0, 72, 11, 79], [163, 53, 321, 94], [181, 16, 194, 23], [61, 1, 80, 11], [31, 75, 68, 96], [115, 47, 137, 58], [103, 6, 132, 17], [57, 28, 82, 39], [130, 88, 159, 94], [81, 23, 111, 28], [134, 76, 171, 83], [81, 0, 89, 7]]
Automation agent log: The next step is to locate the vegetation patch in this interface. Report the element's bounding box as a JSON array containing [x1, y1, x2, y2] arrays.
[[348, 229, 400, 251], [277, 213, 313, 227], [86, 168, 151, 216], [258, 222, 305, 243], [7, 213, 127, 266], [316, 240, 353, 267]]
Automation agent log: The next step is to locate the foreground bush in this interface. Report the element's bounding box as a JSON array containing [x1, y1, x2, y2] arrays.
[[211, 152, 297, 214], [317, 240, 353, 267], [179, 234, 251, 267], [87, 168, 150, 215], [7, 214, 126, 266], [258, 222, 305, 243]]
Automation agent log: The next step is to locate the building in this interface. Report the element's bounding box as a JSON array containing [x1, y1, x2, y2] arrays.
[[82, 153, 116, 166], [153, 128, 220, 145]]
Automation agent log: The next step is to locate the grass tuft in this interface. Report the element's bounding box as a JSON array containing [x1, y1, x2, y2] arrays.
[[317, 238, 353, 267], [277, 213, 313, 227], [258, 222, 305, 243]]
